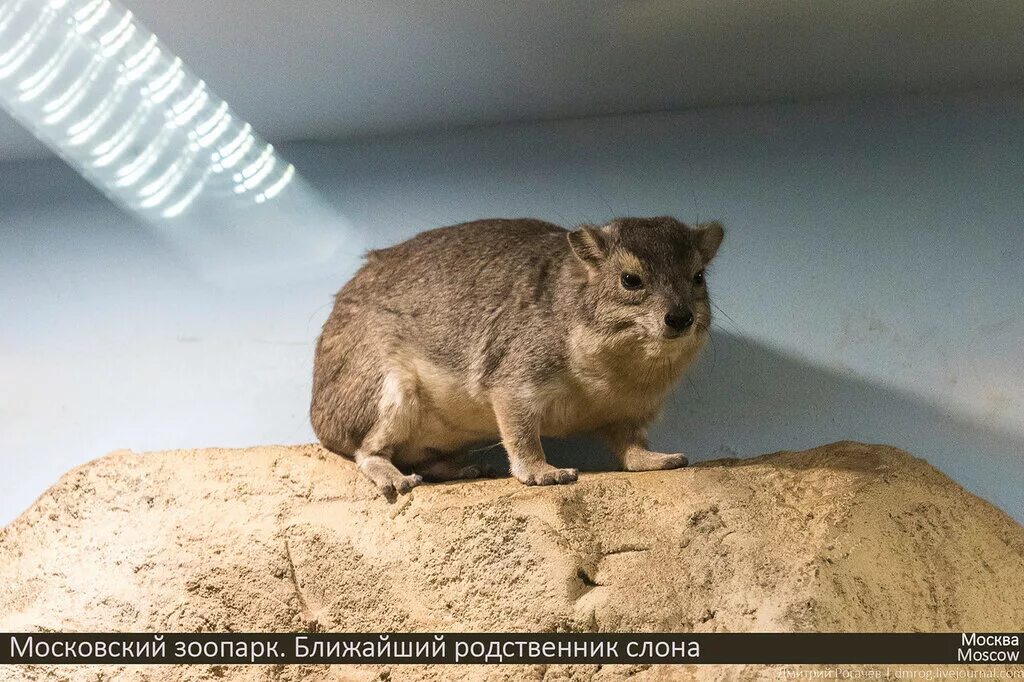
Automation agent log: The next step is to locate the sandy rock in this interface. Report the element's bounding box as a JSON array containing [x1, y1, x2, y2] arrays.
[[1, 441, 1022, 680]]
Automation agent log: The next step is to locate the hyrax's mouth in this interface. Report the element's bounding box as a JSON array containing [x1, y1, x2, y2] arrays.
[[658, 324, 694, 341]]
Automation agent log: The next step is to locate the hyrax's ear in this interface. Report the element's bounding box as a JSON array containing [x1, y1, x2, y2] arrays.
[[567, 226, 609, 268], [695, 221, 724, 263]]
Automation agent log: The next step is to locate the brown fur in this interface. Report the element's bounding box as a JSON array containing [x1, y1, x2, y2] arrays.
[[311, 216, 724, 497]]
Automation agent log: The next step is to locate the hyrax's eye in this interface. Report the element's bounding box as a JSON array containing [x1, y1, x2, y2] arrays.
[[693, 269, 705, 285], [620, 273, 643, 290]]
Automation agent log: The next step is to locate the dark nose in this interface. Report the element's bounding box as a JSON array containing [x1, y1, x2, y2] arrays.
[[664, 309, 694, 332]]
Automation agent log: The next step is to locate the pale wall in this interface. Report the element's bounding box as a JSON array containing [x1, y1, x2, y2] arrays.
[[1, 89, 1021, 524]]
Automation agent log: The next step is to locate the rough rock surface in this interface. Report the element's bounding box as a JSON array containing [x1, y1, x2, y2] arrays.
[[1, 441, 1022, 680]]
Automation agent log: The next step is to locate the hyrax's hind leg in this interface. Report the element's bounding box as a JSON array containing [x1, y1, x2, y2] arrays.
[[417, 451, 497, 482], [355, 368, 424, 499], [355, 448, 423, 499]]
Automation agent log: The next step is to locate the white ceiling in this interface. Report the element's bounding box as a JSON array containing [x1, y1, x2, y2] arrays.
[[2, 0, 1023, 161]]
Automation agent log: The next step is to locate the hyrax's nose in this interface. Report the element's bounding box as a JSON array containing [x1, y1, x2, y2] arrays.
[[664, 309, 695, 332]]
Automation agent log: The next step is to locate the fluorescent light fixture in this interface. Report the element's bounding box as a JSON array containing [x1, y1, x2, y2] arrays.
[[0, 0, 345, 283]]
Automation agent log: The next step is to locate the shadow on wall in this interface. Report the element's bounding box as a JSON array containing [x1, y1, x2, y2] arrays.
[[512, 332, 1024, 523]]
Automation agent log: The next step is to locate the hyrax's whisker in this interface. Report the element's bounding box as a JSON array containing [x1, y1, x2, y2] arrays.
[[710, 300, 744, 335], [468, 441, 505, 454]]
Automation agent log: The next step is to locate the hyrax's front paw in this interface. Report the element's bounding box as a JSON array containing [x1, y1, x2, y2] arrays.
[[514, 463, 579, 486], [623, 450, 689, 472]]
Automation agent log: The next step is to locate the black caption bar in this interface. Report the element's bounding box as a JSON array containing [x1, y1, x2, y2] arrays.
[[2, 633, 1021, 666]]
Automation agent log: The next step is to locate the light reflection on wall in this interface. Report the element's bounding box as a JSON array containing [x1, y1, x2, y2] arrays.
[[0, 0, 343, 282]]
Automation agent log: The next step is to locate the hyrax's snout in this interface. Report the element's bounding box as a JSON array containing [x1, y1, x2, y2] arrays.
[[663, 307, 695, 336]]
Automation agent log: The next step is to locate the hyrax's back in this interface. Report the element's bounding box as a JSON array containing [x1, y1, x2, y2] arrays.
[[346, 218, 570, 362]]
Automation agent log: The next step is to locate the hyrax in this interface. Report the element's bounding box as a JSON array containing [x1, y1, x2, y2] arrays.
[[311, 216, 724, 497]]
